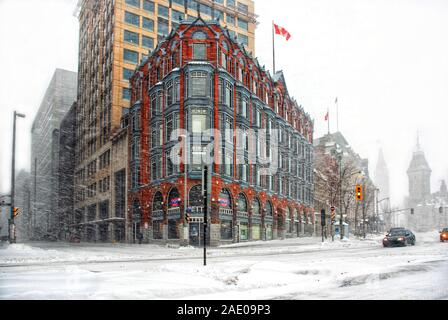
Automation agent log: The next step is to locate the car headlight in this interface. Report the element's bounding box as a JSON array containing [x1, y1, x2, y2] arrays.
[[398, 237, 405, 241]]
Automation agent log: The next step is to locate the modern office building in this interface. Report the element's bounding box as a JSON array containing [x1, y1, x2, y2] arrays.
[[57, 103, 77, 241], [74, 0, 256, 242], [14, 170, 32, 241], [30, 68, 77, 240], [128, 17, 315, 246]]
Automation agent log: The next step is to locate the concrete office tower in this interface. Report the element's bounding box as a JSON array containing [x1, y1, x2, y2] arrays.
[[30, 69, 77, 240]]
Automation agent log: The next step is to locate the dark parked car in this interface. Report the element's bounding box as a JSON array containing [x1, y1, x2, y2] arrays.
[[383, 229, 416, 247]]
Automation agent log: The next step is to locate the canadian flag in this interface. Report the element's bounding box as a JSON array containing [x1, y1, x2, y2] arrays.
[[324, 111, 329, 121], [273, 23, 291, 41]]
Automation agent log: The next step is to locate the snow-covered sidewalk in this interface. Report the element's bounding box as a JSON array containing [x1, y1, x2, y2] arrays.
[[0, 232, 447, 300]]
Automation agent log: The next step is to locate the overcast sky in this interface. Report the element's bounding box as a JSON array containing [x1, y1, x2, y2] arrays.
[[1, 0, 448, 207]]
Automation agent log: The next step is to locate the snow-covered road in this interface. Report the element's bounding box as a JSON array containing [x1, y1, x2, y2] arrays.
[[0, 232, 447, 300]]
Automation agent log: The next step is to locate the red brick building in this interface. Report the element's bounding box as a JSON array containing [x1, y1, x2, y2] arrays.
[[128, 17, 314, 246]]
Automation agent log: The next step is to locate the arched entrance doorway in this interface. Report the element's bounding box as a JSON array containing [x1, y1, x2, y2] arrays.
[[265, 201, 273, 240], [187, 185, 204, 246], [152, 192, 164, 240], [167, 188, 181, 239], [251, 198, 262, 240], [219, 189, 233, 241]]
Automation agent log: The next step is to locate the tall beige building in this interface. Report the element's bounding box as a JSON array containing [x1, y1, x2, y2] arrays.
[[74, 0, 256, 242]]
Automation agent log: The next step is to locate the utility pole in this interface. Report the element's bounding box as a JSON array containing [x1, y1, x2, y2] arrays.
[[9, 111, 26, 244]]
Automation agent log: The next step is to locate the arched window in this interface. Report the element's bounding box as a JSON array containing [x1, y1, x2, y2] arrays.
[[265, 201, 273, 216], [189, 185, 203, 207], [237, 57, 245, 82], [237, 193, 248, 212], [192, 31, 207, 40], [219, 189, 232, 209], [252, 198, 261, 215], [152, 192, 163, 211], [168, 188, 181, 208]]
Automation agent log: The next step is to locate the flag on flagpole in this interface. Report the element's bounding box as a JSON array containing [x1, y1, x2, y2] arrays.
[[273, 23, 291, 41], [324, 111, 329, 121], [335, 97, 338, 104]]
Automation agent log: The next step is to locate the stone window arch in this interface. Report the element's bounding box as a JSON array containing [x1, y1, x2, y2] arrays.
[[192, 30, 207, 40], [252, 198, 261, 216], [189, 185, 203, 207], [237, 193, 248, 213], [168, 188, 181, 208], [218, 189, 233, 209], [265, 201, 273, 216], [152, 191, 163, 211]]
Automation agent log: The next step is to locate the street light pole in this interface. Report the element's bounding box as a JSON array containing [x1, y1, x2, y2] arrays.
[[9, 111, 26, 244]]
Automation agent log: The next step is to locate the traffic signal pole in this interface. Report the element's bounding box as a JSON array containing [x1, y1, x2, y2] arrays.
[[9, 111, 25, 244], [9, 112, 17, 244]]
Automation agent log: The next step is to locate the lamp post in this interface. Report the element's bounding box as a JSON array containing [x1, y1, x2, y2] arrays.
[[9, 111, 26, 244]]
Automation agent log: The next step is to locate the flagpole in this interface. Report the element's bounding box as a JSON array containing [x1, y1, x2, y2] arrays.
[[327, 108, 330, 135], [272, 21, 276, 74]]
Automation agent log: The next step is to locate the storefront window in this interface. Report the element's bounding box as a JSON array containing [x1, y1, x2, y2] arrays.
[[168, 220, 179, 239], [153, 221, 163, 239], [252, 225, 261, 240], [240, 223, 248, 241], [221, 221, 233, 240]]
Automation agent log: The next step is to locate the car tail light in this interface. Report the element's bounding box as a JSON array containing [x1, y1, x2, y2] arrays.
[[398, 237, 405, 241]]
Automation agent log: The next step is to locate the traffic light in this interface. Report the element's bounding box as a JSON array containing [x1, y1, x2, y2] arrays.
[[13, 207, 19, 217], [410, 208, 414, 215], [439, 207, 443, 214], [185, 213, 191, 223], [330, 206, 336, 222], [355, 185, 363, 201]]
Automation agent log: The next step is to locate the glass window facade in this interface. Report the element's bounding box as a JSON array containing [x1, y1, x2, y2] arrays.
[[142, 17, 154, 31], [124, 30, 140, 45], [126, 0, 141, 8], [124, 49, 139, 63], [125, 11, 140, 27], [143, 0, 155, 12]]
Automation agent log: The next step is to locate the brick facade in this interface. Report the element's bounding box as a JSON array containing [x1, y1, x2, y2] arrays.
[[128, 17, 315, 246]]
